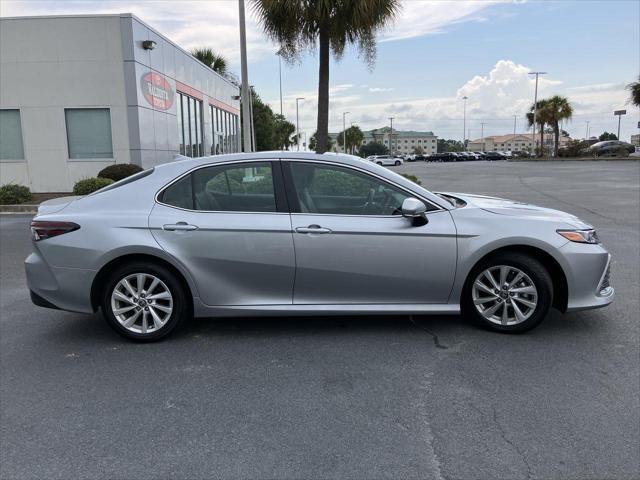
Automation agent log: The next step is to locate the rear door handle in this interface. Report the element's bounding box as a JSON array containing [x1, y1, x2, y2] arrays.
[[163, 222, 198, 232], [295, 224, 332, 234]]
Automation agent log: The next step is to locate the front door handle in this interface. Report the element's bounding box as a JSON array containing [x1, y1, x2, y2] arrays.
[[295, 224, 332, 234], [163, 222, 198, 232]]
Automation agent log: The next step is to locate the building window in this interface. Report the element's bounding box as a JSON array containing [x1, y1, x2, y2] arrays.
[[210, 105, 239, 155], [0, 109, 24, 160], [177, 92, 203, 157], [65, 108, 112, 159]]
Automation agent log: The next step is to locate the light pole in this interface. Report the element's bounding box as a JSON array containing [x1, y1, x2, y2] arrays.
[[513, 115, 517, 137], [238, 0, 252, 153], [343, 111, 349, 153], [585, 120, 590, 140], [480, 122, 486, 152], [277, 50, 283, 117], [295, 97, 304, 151], [528, 71, 547, 156], [462, 96, 468, 150], [388, 116, 395, 153]]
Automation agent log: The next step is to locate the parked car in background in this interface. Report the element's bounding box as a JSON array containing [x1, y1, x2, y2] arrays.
[[512, 151, 532, 158], [589, 141, 635, 157], [26, 151, 614, 341], [366, 155, 403, 166], [483, 151, 506, 161], [413, 154, 428, 161], [429, 152, 458, 162]]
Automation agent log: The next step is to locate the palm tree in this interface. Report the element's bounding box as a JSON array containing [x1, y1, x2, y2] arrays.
[[542, 95, 573, 156], [252, 0, 400, 153], [191, 47, 228, 76], [526, 99, 550, 157], [627, 76, 640, 107]]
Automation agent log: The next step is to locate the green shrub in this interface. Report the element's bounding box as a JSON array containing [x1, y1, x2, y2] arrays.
[[0, 184, 33, 205], [400, 173, 422, 185], [97, 163, 143, 181], [73, 177, 114, 195]]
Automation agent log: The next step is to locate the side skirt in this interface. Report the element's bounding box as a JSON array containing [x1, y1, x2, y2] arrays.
[[193, 301, 460, 318]]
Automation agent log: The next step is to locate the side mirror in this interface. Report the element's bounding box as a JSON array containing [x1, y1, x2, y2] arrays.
[[401, 197, 428, 225]]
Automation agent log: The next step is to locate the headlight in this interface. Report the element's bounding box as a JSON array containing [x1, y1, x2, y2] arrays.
[[557, 229, 600, 244]]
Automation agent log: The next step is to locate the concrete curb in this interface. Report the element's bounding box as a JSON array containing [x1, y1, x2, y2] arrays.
[[0, 205, 37, 214]]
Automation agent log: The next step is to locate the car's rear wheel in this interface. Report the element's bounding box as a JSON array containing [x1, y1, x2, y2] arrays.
[[102, 262, 190, 341], [462, 252, 552, 333], [376, 161, 383, 165], [394, 160, 401, 166]]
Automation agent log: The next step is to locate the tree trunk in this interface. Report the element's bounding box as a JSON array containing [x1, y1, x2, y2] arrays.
[[539, 124, 544, 157], [553, 122, 560, 157], [315, 27, 330, 153]]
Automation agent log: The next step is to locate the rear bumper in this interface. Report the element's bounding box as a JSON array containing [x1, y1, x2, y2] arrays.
[[25, 250, 96, 314]]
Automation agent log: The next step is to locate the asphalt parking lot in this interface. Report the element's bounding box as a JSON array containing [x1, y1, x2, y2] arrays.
[[1, 160, 639, 480]]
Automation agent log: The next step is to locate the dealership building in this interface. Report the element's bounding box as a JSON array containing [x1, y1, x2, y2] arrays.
[[0, 14, 241, 192]]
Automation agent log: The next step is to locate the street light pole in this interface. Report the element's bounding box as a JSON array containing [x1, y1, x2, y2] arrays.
[[528, 71, 547, 156], [585, 120, 590, 140], [343, 111, 349, 153], [295, 97, 304, 151], [388, 117, 395, 154], [238, 0, 252, 153], [513, 115, 517, 137], [480, 122, 486, 152], [462, 96, 468, 150], [278, 52, 283, 117]]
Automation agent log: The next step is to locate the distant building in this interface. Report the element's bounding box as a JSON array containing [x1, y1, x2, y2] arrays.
[[330, 126, 437, 155], [631, 134, 640, 146], [467, 133, 571, 153]]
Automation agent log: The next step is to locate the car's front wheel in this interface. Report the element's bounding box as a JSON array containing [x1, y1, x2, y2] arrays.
[[102, 262, 190, 341], [394, 160, 401, 166], [462, 252, 552, 333]]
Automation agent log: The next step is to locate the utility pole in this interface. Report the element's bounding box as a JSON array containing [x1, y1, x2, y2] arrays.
[[462, 96, 468, 150], [238, 0, 252, 152], [343, 111, 349, 153], [388, 117, 395, 154], [480, 122, 486, 152], [528, 71, 547, 156], [513, 115, 517, 137], [295, 97, 304, 151], [278, 51, 283, 117], [585, 120, 590, 140]]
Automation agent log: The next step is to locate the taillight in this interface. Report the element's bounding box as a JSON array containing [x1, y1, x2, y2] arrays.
[[30, 221, 80, 241]]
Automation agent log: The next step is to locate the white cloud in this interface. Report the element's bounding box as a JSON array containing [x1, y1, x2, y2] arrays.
[[369, 87, 394, 92], [380, 0, 514, 42], [269, 60, 633, 142], [1, 0, 518, 65]]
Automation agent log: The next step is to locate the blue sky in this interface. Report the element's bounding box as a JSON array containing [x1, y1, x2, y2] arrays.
[[2, 0, 638, 141]]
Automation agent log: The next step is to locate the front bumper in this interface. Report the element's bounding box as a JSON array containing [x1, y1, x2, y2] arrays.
[[560, 242, 614, 312]]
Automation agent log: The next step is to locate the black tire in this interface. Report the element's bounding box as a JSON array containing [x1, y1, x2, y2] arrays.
[[461, 252, 553, 333], [394, 160, 401, 166], [101, 262, 190, 341], [376, 161, 383, 165]]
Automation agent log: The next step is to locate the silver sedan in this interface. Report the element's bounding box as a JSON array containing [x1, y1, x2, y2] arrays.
[[26, 152, 613, 341]]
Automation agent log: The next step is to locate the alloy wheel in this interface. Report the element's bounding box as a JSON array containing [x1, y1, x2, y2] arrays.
[[471, 265, 538, 326], [110, 273, 173, 334]]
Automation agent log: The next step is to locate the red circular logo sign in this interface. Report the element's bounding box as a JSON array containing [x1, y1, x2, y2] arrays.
[[140, 72, 174, 110]]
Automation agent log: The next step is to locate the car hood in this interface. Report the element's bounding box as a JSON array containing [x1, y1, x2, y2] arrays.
[[439, 192, 592, 228]]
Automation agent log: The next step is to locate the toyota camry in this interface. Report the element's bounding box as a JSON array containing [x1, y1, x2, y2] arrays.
[[25, 152, 613, 341]]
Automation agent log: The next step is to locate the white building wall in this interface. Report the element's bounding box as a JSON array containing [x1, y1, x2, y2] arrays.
[[0, 14, 240, 192], [0, 15, 130, 192]]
